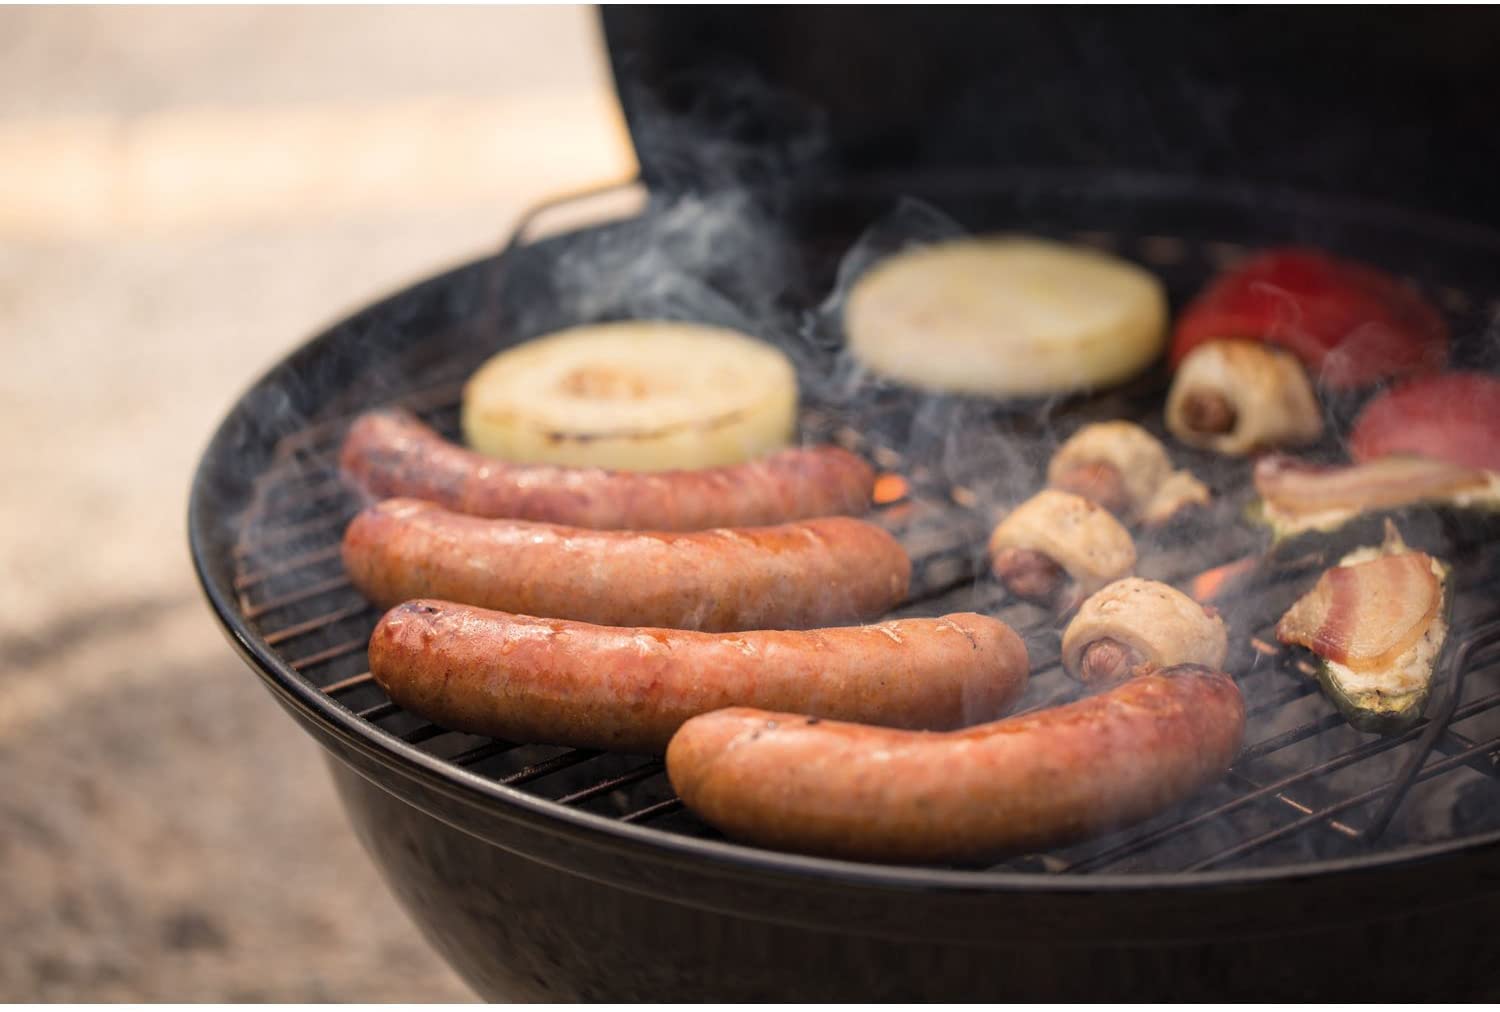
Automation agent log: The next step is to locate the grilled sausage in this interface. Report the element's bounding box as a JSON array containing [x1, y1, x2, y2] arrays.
[[342, 499, 911, 632], [666, 666, 1244, 864], [368, 601, 1030, 754], [339, 408, 876, 530]]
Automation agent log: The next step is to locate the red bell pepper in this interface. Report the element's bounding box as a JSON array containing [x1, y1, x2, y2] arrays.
[[1350, 372, 1500, 473], [1169, 248, 1448, 390]]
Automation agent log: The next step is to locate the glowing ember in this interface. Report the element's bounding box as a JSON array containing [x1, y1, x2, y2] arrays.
[[1191, 555, 1257, 603], [873, 474, 909, 505]]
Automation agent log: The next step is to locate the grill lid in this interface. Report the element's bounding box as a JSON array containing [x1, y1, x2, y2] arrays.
[[600, 8, 1500, 227]]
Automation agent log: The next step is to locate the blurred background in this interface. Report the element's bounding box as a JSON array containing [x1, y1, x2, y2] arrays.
[[0, 7, 634, 1000]]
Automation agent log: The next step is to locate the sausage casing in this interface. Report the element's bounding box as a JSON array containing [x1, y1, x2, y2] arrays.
[[340, 408, 876, 530], [667, 666, 1244, 863], [368, 602, 1030, 754], [342, 499, 911, 632]]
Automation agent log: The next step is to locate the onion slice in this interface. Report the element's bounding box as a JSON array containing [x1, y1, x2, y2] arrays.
[[1254, 454, 1492, 518], [1276, 552, 1441, 671]]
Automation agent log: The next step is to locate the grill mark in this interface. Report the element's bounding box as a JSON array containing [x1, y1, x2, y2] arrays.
[[938, 616, 981, 651]]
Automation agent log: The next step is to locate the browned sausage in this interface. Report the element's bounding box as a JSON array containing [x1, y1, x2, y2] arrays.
[[368, 601, 1030, 754], [339, 408, 876, 530], [666, 666, 1244, 863], [343, 499, 910, 632]]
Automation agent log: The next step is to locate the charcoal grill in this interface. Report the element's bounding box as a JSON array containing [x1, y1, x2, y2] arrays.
[[189, 9, 1500, 1000]]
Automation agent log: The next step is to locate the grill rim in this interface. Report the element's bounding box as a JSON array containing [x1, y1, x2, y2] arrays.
[[189, 167, 1500, 897]]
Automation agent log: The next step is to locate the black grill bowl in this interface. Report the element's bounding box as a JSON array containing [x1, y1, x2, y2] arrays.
[[190, 173, 1500, 1000]]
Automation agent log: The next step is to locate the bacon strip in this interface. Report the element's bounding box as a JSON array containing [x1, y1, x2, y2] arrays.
[[1255, 454, 1492, 518], [1276, 552, 1440, 670]]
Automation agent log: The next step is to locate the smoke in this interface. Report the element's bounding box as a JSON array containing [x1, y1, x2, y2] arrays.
[[533, 189, 792, 340], [195, 57, 1500, 877]]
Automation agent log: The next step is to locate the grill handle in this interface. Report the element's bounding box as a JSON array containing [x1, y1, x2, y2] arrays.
[[503, 179, 649, 251]]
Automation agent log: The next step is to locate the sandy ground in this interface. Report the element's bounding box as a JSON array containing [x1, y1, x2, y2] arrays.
[[0, 7, 634, 1000]]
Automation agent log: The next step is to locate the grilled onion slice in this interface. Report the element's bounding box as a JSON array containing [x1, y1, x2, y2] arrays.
[[844, 236, 1167, 397], [461, 321, 798, 471]]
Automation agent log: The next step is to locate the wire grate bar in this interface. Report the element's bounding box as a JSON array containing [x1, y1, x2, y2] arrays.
[[1071, 687, 1500, 873], [289, 637, 367, 671], [356, 701, 401, 722], [242, 574, 353, 619], [249, 452, 339, 501], [252, 381, 464, 467], [497, 749, 603, 787], [1186, 734, 1500, 872], [264, 602, 372, 646], [246, 475, 348, 517], [233, 544, 342, 591], [403, 723, 449, 746], [321, 671, 374, 695], [1362, 623, 1500, 840], [1239, 713, 1348, 762], [451, 740, 521, 766], [1224, 770, 1360, 839], [620, 797, 684, 824], [239, 476, 345, 532], [554, 761, 666, 805], [1244, 680, 1319, 720], [235, 511, 352, 561]]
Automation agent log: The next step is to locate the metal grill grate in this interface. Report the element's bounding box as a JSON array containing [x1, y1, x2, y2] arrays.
[[228, 234, 1500, 875]]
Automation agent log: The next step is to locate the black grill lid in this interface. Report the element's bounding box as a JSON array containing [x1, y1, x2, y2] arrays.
[[601, 8, 1500, 227]]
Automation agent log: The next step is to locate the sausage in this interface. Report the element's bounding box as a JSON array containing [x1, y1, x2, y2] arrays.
[[1060, 578, 1228, 686], [343, 499, 911, 632], [666, 666, 1245, 864], [339, 408, 877, 530], [368, 601, 1030, 754]]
